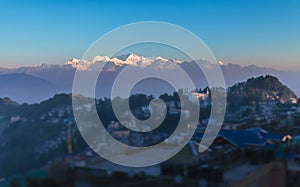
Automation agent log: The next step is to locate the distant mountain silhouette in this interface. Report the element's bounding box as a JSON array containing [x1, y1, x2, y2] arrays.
[[0, 97, 18, 106], [0, 73, 62, 103]]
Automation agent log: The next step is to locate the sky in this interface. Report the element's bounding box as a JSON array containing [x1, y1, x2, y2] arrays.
[[0, 0, 299, 70]]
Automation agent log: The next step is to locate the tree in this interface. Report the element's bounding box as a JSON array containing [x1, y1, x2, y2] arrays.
[[10, 178, 20, 187]]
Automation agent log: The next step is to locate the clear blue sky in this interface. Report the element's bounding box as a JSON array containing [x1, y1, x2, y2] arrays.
[[0, 0, 299, 70]]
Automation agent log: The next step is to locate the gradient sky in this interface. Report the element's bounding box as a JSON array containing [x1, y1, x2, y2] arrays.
[[0, 0, 299, 70]]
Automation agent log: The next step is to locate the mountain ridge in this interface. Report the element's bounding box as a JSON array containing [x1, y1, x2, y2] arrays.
[[0, 54, 299, 103], [227, 75, 297, 111]]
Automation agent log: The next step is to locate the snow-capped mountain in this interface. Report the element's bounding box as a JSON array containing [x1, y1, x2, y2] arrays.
[[64, 53, 184, 70], [0, 53, 299, 103]]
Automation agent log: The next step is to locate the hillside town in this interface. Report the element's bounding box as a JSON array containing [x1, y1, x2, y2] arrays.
[[0, 75, 300, 187]]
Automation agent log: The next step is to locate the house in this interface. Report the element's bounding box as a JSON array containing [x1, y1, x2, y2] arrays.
[[213, 128, 289, 150], [193, 127, 291, 152]]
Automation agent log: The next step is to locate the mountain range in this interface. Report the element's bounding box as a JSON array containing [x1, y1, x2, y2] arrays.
[[0, 53, 299, 103]]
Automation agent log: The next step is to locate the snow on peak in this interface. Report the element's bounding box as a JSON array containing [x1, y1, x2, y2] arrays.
[[218, 60, 225, 66], [107, 53, 152, 67], [65, 54, 187, 70], [65, 58, 93, 70], [65, 58, 80, 65], [155, 56, 168, 62], [92, 56, 110, 63], [170, 59, 184, 64], [65, 56, 110, 70]]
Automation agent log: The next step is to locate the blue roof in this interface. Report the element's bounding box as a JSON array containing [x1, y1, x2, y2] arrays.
[[246, 128, 286, 141], [193, 128, 287, 150], [219, 130, 265, 148]]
